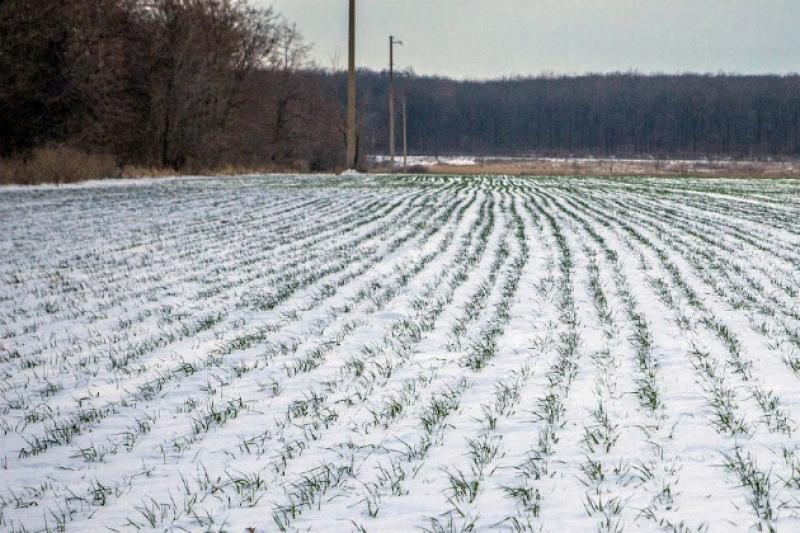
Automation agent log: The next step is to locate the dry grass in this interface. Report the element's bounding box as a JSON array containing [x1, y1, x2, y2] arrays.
[[415, 158, 800, 179], [0, 146, 119, 185], [120, 161, 311, 179], [119, 165, 177, 179], [6, 149, 795, 184], [0, 151, 312, 185]]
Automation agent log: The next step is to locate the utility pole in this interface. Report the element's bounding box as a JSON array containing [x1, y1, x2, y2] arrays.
[[402, 96, 408, 173], [389, 35, 402, 169], [346, 0, 357, 169]]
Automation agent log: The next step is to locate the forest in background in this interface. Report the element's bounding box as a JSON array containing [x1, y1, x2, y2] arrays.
[[2, 0, 800, 183], [353, 71, 800, 160]]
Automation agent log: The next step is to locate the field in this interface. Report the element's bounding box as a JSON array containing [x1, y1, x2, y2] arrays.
[[369, 155, 800, 179], [1, 175, 800, 532]]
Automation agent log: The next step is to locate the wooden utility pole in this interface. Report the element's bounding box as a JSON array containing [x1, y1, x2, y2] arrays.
[[389, 35, 402, 169], [402, 96, 408, 172], [346, 0, 357, 169]]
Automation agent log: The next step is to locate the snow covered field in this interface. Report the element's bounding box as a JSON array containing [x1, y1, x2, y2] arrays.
[[2, 174, 800, 532]]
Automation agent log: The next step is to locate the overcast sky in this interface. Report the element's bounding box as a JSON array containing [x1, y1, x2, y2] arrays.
[[262, 1, 800, 79]]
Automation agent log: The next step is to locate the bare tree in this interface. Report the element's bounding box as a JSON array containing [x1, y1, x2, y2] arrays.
[[132, 0, 286, 168]]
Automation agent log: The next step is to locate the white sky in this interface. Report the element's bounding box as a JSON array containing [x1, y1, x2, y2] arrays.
[[262, 0, 800, 79]]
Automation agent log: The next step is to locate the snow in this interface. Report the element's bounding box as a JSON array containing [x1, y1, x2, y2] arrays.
[[370, 155, 478, 167], [1, 174, 800, 532]]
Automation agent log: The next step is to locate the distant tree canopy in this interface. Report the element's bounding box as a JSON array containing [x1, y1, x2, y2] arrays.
[[352, 71, 800, 160]]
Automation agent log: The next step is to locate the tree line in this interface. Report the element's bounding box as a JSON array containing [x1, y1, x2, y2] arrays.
[[0, 0, 343, 173], [353, 71, 800, 160]]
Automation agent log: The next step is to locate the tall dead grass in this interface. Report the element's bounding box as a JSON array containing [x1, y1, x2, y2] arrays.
[[0, 146, 119, 185]]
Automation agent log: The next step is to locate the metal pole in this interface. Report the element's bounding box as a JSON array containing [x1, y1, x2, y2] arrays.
[[403, 97, 408, 173], [346, 0, 357, 169]]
